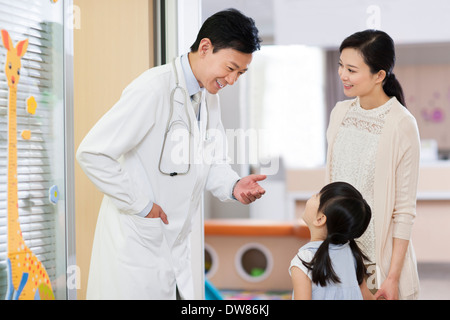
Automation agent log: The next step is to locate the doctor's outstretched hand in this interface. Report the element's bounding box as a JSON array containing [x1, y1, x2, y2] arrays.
[[233, 174, 267, 205]]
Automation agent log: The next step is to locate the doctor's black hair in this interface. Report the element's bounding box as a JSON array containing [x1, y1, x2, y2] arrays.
[[300, 182, 371, 287], [190, 8, 262, 54], [340, 29, 406, 107]]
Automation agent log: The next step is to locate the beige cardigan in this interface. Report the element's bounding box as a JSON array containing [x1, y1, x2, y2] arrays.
[[326, 97, 420, 299]]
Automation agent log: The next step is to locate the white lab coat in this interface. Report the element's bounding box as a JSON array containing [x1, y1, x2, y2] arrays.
[[77, 57, 239, 300]]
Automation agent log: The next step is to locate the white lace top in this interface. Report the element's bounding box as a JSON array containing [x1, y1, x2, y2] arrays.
[[330, 97, 394, 263]]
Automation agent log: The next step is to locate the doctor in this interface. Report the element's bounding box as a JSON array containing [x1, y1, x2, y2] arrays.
[[77, 9, 265, 300]]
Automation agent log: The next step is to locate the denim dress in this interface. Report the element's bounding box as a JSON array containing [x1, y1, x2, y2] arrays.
[[289, 241, 363, 300]]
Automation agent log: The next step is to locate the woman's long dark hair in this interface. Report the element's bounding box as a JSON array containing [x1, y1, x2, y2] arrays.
[[340, 29, 406, 107], [301, 182, 372, 287]]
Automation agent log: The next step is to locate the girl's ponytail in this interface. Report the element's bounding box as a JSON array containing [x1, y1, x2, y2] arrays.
[[301, 237, 341, 286], [348, 239, 369, 285], [383, 73, 406, 107]]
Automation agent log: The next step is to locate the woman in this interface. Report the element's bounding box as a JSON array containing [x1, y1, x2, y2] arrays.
[[325, 30, 420, 299]]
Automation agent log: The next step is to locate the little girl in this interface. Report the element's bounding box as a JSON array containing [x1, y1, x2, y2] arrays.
[[290, 181, 374, 300]]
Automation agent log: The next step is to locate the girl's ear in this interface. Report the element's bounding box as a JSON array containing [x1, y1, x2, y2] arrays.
[[313, 213, 327, 227]]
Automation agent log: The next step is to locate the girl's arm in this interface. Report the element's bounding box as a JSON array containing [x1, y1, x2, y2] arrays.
[[290, 266, 312, 300], [359, 278, 375, 300]]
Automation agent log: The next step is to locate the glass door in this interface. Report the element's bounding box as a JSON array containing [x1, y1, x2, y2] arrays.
[[0, 0, 74, 300]]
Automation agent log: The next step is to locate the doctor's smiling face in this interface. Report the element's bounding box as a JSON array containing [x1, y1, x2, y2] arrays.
[[193, 38, 253, 94], [188, 9, 261, 95]]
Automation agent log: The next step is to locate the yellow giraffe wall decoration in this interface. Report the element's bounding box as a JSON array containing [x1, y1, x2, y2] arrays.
[[2, 29, 55, 300]]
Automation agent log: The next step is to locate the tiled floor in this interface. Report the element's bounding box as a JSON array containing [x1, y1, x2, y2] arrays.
[[417, 263, 450, 300]]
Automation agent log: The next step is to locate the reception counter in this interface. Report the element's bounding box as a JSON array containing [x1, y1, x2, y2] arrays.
[[204, 219, 309, 292]]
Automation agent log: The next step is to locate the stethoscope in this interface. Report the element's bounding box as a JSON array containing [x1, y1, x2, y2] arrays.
[[158, 59, 210, 177]]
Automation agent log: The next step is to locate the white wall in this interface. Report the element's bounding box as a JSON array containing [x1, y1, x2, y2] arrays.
[[274, 0, 450, 48]]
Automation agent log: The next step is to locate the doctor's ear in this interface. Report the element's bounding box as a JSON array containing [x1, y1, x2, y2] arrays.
[[198, 38, 213, 56]]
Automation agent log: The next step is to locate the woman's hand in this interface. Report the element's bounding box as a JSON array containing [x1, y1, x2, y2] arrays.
[[375, 276, 399, 300], [374, 238, 409, 300]]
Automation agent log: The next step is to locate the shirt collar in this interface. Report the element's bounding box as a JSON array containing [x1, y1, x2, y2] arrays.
[[180, 53, 201, 97]]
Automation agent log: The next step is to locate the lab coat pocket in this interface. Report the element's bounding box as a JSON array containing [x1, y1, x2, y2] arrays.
[[119, 214, 164, 266], [131, 215, 163, 243]]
